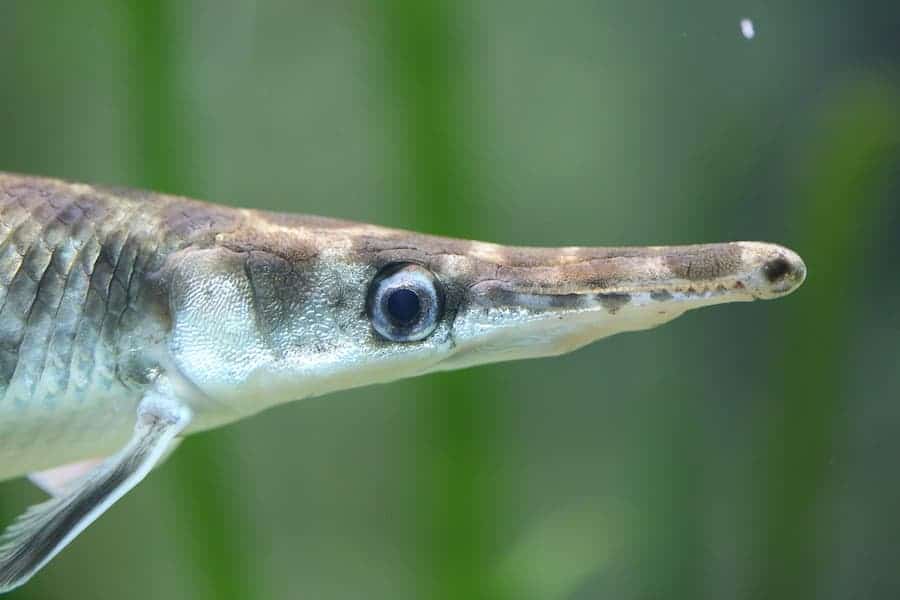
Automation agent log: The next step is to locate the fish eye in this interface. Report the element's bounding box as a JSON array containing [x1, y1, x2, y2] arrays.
[[367, 263, 444, 342]]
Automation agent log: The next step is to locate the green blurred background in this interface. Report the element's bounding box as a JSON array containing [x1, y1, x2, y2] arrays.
[[2, 1, 900, 598]]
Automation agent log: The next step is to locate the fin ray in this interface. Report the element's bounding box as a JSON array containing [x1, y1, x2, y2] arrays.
[[28, 459, 104, 497], [0, 393, 190, 593]]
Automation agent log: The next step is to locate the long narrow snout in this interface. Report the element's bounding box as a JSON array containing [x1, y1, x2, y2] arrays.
[[469, 241, 806, 309], [444, 241, 806, 370]]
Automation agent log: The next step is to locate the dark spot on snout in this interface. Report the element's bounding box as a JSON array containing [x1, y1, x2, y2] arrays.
[[650, 290, 673, 302], [597, 292, 631, 314], [762, 257, 791, 283]]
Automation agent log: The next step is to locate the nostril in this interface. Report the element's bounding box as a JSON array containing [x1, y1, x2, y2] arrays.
[[762, 257, 792, 283]]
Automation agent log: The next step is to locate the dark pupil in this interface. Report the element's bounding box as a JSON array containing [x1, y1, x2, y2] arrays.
[[386, 288, 421, 324]]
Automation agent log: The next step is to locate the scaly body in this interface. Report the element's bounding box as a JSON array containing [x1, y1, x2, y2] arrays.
[[0, 173, 806, 592], [0, 175, 232, 480]]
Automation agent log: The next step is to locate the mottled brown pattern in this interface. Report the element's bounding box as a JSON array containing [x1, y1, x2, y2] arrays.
[[346, 227, 749, 294], [348, 229, 738, 271]]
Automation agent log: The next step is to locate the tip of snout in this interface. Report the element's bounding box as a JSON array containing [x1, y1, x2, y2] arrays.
[[740, 242, 807, 299]]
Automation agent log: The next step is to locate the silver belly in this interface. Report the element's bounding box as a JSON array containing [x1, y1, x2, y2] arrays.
[[0, 353, 144, 482]]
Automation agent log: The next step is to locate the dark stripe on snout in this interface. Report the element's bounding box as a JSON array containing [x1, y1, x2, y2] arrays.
[[474, 286, 590, 311]]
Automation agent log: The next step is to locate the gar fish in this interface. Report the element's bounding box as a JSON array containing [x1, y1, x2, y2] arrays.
[[0, 173, 806, 592]]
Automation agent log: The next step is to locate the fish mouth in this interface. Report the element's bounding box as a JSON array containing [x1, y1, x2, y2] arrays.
[[439, 241, 806, 371]]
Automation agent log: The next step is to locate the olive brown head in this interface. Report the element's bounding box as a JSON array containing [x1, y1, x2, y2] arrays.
[[172, 214, 806, 418]]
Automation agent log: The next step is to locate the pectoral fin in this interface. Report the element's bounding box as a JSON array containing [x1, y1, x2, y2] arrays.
[[28, 459, 105, 497], [28, 439, 183, 498], [0, 389, 191, 593]]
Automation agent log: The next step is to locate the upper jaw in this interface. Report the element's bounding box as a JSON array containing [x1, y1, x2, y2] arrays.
[[465, 241, 807, 309], [437, 241, 806, 369]]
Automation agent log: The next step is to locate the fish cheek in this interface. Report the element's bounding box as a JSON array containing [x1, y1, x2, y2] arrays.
[[165, 247, 272, 394]]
